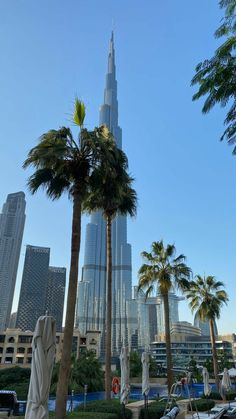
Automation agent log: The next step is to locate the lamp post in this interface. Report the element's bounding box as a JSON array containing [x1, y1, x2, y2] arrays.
[[84, 384, 88, 409]]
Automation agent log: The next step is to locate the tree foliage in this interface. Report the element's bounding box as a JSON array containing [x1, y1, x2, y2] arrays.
[[0, 367, 31, 399], [129, 351, 157, 378], [186, 275, 228, 321], [191, 0, 236, 152], [51, 351, 104, 395]]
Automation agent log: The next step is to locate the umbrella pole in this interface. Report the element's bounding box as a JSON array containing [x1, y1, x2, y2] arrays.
[[144, 394, 148, 419], [122, 402, 126, 419]]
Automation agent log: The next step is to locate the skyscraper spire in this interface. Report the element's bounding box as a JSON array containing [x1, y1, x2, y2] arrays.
[[100, 31, 121, 147], [108, 31, 115, 75]]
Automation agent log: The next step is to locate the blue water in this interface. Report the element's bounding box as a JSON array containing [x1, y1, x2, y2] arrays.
[[48, 385, 167, 412]]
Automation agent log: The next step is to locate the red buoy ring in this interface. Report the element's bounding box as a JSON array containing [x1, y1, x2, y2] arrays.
[[112, 377, 120, 394]]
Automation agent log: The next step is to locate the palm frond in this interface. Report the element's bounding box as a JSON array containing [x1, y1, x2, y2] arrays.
[[73, 98, 86, 127]]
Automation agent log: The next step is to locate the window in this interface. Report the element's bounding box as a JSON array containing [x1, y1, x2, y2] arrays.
[[6, 347, 14, 354], [27, 348, 32, 354], [18, 335, 32, 344], [8, 337, 15, 343], [17, 347, 25, 354], [16, 357, 24, 364], [0, 335, 5, 343], [5, 357, 13, 363]]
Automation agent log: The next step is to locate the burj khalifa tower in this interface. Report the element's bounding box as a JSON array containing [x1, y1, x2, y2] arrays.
[[76, 33, 132, 355]]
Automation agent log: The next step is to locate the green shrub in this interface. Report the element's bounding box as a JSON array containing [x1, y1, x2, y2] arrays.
[[4, 381, 29, 400], [77, 399, 132, 419], [189, 399, 215, 412], [0, 367, 30, 389], [202, 392, 222, 400], [75, 413, 117, 419], [19, 414, 117, 419], [226, 391, 236, 401], [139, 401, 166, 419]]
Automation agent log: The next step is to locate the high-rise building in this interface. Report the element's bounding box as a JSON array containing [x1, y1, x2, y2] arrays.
[[156, 292, 184, 339], [16, 245, 50, 331], [194, 311, 218, 336], [45, 266, 66, 331], [76, 33, 132, 355], [0, 192, 26, 330], [16, 246, 66, 332]]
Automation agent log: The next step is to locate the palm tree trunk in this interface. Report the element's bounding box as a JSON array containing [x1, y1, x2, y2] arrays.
[[105, 213, 112, 400], [162, 292, 173, 393], [209, 318, 220, 391], [55, 193, 81, 419]]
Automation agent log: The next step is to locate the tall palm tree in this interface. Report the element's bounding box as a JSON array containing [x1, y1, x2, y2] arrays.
[[83, 148, 137, 399], [23, 98, 117, 419], [138, 241, 191, 392], [185, 275, 228, 391]]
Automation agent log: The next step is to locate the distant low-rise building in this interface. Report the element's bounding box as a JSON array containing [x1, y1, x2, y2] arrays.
[[0, 328, 101, 369], [151, 335, 233, 368], [170, 321, 201, 341], [217, 334, 236, 363]]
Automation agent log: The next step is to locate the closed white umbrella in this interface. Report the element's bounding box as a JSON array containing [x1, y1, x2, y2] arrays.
[[141, 352, 150, 397], [228, 368, 236, 377], [221, 368, 231, 396], [202, 367, 211, 397], [25, 315, 56, 419], [120, 347, 130, 405]]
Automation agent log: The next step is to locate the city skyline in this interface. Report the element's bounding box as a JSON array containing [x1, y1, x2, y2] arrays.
[[1, 1, 236, 334]]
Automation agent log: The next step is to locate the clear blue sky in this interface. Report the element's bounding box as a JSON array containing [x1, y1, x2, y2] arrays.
[[1, 1, 235, 334]]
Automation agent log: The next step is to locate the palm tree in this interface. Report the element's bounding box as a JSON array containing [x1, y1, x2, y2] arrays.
[[83, 148, 137, 399], [191, 0, 236, 151], [23, 98, 117, 419], [185, 275, 228, 391], [138, 241, 191, 392]]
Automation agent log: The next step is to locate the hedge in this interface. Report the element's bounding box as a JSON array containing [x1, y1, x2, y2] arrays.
[[77, 399, 132, 419], [202, 392, 222, 400], [139, 401, 166, 419], [189, 399, 215, 411], [225, 391, 236, 401], [202, 390, 236, 401], [19, 414, 117, 419]]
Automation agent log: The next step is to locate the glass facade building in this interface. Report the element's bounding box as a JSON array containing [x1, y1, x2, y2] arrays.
[[194, 311, 218, 336], [16, 245, 66, 332], [16, 245, 50, 331], [76, 33, 132, 355], [0, 192, 26, 330], [45, 266, 66, 331], [151, 336, 233, 368]]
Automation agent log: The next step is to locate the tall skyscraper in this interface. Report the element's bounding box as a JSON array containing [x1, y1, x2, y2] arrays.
[[76, 33, 132, 355], [156, 292, 184, 338], [16, 245, 50, 331], [194, 311, 218, 336], [45, 266, 66, 331], [0, 192, 26, 330], [16, 245, 66, 332]]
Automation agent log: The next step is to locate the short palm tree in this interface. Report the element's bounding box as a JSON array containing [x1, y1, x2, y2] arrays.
[[83, 148, 137, 399], [23, 98, 117, 419], [138, 241, 191, 392], [185, 275, 228, 391]]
